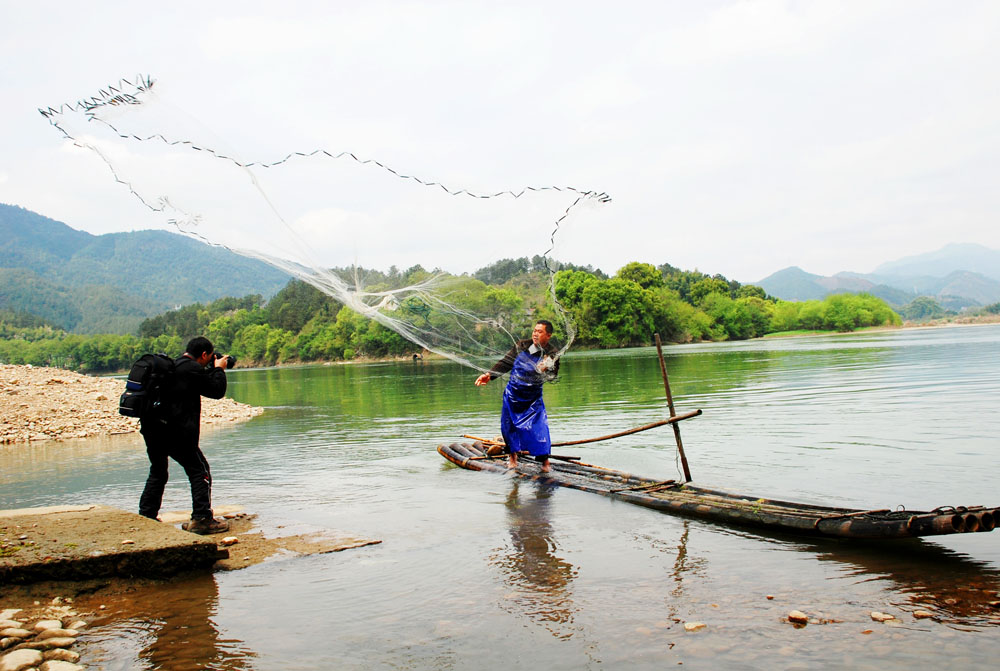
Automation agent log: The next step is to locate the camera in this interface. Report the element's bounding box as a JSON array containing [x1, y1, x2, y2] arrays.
[[213, 352, 237, 369]]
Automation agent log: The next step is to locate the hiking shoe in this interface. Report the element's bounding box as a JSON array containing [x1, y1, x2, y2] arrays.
[[182, 517, 230, 535]]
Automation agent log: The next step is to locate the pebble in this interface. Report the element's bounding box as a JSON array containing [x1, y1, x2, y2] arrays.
[[36, 629, 78, 641], [0, 624, 19, 631], [121, 539, 135, 545], [913, 610, 935, 619], [20, 637, 77, 650], [0, 648, 42, 671], [43, 649, 80, 663], [219, 536, 239, 546], [0, 613, 20, 622], [870, 612, 895, 622], [787, 611, 809, 624], [0, 630, 30, 639], [683, 622, 706, 632], [39, 660, 85, 671], [33, 621, 63, 632], [65, 622, 86, 631]]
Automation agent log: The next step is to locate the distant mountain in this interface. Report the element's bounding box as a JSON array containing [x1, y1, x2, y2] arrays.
[[874, 243, 1000, 281], [0, 203, 290, 333], [757, 267, 920, 306], [757, 244, 1000, 310], [754, 267, 829, 301]]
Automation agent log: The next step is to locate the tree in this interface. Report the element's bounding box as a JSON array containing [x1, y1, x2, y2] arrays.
[[616, 262, 664, 290], [689, 278, 730, 306]]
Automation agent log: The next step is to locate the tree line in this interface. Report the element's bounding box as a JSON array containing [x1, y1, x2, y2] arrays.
[[0, 261, 903, 373]]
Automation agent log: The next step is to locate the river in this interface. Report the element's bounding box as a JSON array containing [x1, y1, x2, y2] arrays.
[[2, 324, 999, 669]]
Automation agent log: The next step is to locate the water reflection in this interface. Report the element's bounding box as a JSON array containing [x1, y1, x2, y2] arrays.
[[490, 480, 579, 640], [78, 574, 256, 670], [811, 539, 1000, 627]]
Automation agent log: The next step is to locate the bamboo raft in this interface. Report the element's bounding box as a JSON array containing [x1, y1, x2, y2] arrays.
[[443, 334, 999, 540], [436, 441, 999, 539]]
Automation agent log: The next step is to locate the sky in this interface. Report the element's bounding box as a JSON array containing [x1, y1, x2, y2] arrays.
[[2, 0, 999, 283]]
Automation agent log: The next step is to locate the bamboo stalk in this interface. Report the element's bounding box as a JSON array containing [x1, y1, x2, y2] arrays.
[[655, 333, 692, 483], [462, 410, 701, 451], [551, 410, 701, 447]]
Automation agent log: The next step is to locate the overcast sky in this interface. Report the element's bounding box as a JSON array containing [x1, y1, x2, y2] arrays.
[[2, 1, 998, 283]]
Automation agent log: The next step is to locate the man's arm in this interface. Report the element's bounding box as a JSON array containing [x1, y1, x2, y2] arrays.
[[474, 342, 521, 386], [198, 365, 228, 400]]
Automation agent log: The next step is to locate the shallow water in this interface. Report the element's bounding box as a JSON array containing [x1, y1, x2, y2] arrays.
[[3, 324, 999, 669]]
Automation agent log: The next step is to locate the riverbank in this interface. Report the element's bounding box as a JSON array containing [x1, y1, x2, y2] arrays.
[[0, 364, 262, 445]]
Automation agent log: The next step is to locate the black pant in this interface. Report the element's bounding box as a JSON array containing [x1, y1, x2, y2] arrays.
[[138, 428, 213, 520]]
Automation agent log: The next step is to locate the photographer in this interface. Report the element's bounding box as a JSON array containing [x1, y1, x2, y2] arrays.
[[138, 336, 233, 534]]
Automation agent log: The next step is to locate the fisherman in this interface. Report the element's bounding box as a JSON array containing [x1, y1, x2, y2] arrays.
[[474, 320, 560, 472]]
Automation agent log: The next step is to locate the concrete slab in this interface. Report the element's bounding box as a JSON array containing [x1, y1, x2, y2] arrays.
[[0, 505, 223, 584]]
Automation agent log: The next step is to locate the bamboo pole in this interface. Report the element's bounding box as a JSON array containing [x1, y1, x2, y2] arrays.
[[461, 409, 701, 451], [655, 333, 692, 483]]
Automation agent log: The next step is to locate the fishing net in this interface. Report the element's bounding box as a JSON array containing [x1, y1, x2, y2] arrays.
[[39, 76, 610, 373]]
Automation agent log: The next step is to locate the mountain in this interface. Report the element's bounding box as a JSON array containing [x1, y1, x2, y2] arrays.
[[753, 267, 829, 301], [757, 267, 920, 306], [757, 244, 1000, 310], [874, 243, 1000, 281], [0, 203, 290, 333]]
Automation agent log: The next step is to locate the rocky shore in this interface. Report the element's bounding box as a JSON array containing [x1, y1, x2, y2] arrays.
[[1, 602, 89, 671], [0, 365, 262, 445]]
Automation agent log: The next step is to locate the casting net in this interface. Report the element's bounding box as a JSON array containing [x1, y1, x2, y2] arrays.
[[39, 76, 610, 374]]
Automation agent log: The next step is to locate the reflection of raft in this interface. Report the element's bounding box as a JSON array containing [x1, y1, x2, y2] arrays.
[[437, 442, 999, 540]]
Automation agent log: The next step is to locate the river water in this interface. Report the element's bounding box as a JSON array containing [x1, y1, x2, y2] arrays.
[[3, 324, 999, 670]]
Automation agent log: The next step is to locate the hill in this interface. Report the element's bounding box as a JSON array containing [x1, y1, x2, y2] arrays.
[[0, 203, 290, 333], [757, 244, 1000, 309], [874, 243, 1000, 281]]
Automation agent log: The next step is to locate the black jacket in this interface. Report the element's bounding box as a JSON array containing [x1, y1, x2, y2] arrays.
[[487, 339, 561, 380], [142, 354, 227, 437]]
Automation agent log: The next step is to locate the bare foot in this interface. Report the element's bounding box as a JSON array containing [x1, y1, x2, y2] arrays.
[[507, 457, 518, 469], [540, 460, 551, 473]]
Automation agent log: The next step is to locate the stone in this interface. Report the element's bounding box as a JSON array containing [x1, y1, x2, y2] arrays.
[[65, 622, 87, 631], [0, 629, 30, 639], [765, 595, 774, 600], [0, 639, 18, 651], [219, 536, 239, 546], [33, 620, 63, 632], [39, 661, 86, 671], [121, 539, 135, 544], [0, 622, 21, 630], [21, 637, 76, 650], [0, 613, 21, 622], [787, 610, 809, 624], [913, 610, 935, 619], [36, 629, 78, 641], [870, 612, 895, 622], [0, 648, 43, 671], [683, 622, 706, 632], [42, 649, 80, 663]]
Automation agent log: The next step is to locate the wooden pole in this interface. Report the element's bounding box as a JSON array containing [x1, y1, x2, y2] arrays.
[[655, 333, 692, 483], [461, 409, 701, 450]]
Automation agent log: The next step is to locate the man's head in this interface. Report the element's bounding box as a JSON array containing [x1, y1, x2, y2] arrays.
[[186, 337, 215, 366], [532, 320, 553, 348]]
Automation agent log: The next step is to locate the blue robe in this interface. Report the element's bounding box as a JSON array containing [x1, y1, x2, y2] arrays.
[[499, 349, 551, 457]]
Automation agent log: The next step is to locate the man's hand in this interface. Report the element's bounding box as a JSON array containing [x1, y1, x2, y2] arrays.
[[213, 355, 231, 369], [474, 373, 491, 386]]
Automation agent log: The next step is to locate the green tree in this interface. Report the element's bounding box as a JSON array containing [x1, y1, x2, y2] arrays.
[[616, 262, 664, 290]]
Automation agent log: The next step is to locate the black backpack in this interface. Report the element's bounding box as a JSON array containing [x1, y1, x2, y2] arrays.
[[119, 353, 175, 420]]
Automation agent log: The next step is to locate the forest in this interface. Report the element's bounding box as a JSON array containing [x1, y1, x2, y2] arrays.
[[0, 260, 905, 373]]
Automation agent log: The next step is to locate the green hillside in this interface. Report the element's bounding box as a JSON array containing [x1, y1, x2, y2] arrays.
[[0, 203, 290, 333]]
